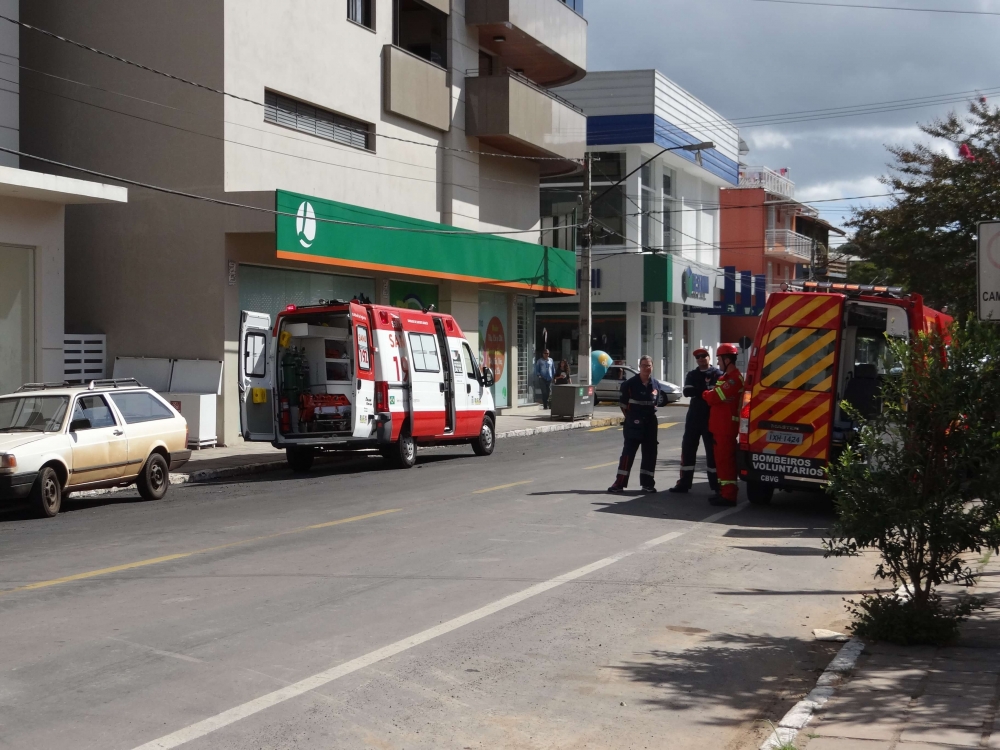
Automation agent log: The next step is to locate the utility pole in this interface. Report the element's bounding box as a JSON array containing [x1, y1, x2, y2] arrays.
[[578, 152, 592, 386]]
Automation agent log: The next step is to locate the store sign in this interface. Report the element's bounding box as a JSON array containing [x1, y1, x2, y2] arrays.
[[670, 256, 718, 309], [978, 221, 1000, 322], [296, 201, 317, 248]]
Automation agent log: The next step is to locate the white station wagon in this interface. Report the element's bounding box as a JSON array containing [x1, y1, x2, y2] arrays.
[[0, 380, 191, 517]]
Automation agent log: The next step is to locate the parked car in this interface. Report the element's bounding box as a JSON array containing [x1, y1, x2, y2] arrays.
[[595, 366, 682, 406], [0, 380, 191, 517]]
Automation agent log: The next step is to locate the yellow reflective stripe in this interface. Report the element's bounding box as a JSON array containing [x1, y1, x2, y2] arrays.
[[714, 386, 727, 401], [762, 330, 837, 388]]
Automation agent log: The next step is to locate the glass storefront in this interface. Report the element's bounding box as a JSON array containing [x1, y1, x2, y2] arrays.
[[516, 295, 535, 406], [662, 315, 675, 382], [0, 245, 33, 395], [479, 290, 509, 408], [239, 264, 375, 323]]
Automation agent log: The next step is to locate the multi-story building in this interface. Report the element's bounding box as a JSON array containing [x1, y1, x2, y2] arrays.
[[19, 0, 587, 443], [0, 0, 127, 395], [537, 69, 741, 385], [718, 166, 844, 343]]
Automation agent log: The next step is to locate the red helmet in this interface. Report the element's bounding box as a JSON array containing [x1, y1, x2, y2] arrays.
[[692, 347, 710, 359], [717, 343, 739, 356]]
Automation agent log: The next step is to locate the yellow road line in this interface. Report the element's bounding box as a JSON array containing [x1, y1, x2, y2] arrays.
[[584, 461, 619, 470], [473, 480, 533, 494], [659, 422, 680, 430], [2, 509, 402, 596], [588, 426, 613, 432]]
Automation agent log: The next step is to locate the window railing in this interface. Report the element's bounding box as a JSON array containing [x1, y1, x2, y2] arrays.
[[738, 166, 795, 199], [765, 229, 814, 262], [465, 68, 584, 114]]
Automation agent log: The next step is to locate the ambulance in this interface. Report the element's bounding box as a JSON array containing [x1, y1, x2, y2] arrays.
[[738, 281, 952, 504], [239, 300, 497, 471]]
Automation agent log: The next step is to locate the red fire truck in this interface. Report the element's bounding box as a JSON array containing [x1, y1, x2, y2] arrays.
[[738, 281, 952, 504], [239, 300, 497, 471]]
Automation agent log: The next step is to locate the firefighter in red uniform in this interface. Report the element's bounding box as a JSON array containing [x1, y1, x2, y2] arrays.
[[702, 343, 743, 506]]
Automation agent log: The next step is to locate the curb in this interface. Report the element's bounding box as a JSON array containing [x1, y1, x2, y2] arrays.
[[73, 416, 625, 498], [759, 637, 865, 750]]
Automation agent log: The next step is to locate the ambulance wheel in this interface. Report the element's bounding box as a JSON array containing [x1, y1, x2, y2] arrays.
[[746, 481, 773, 506], [286, 447, 315, 473], [391, 432, 416, 469], [472, 416, 495, 457]]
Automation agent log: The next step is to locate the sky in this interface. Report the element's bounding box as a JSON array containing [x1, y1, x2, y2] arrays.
[[585, 0, 1000, 237]]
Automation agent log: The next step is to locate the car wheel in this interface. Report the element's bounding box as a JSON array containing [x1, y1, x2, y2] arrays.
[[392, 430, 416, 468], [472, 416, 495, 456], [747, 481, 774, 506], [137, 453, 170, 500], [286, 447, 315, 473], [32, 466, 62, 518]]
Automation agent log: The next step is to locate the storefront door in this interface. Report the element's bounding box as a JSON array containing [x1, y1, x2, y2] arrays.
[[478, 291, 509, 409], [0, 245, 33, 394]]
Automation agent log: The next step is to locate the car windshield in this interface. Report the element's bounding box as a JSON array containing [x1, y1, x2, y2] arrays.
[[0, 396, 70, 433]]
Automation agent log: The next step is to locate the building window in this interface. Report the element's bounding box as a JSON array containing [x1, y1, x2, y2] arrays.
[[559, 0, 584, 13], [348, 0, 374, 29], [640, 164, 654, 250], [394, 0, 448, 68], [661, 171, 674, 250], [264, 91, 372, 151], [541, 152, 625, 248]]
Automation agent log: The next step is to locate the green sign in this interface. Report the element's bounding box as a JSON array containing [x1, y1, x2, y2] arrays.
[[276, 190, 575, 294], [390, 280, 438, 310]]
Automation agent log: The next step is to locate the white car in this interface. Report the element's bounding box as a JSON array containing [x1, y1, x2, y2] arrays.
[[0, 380, 191, 518], [595, 366, 683, 406]]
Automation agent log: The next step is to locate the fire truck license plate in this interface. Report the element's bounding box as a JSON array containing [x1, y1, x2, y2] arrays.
[[766, 431, 804, 446]]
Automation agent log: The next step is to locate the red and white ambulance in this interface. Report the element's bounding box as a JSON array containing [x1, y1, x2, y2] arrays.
[[239, 300, 497, 471]]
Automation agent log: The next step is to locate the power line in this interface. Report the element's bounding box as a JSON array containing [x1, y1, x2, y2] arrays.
[[0, 145, 587, 239], [752, 0, 1000, 16], [0, 13, 577, 164]]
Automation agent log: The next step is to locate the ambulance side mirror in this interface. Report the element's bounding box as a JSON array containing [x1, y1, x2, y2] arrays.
[[482, 367, 495, 388]]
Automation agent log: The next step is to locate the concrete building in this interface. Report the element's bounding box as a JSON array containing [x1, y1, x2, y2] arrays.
[[0, 0, 127, 396], [719, 166, 844, 343], [19, 0, 587, 444], [537, 69, 741, 386]]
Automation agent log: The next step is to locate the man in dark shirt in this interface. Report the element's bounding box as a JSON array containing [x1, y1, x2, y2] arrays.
[[669, 348, 722, 494], [608, 355, 664, 494]]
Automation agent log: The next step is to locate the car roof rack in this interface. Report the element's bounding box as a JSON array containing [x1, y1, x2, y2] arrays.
[[16, 382, 72, 392], [86, 378, 145, 390]]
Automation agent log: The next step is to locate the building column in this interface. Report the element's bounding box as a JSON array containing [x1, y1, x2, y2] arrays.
[[651, 301, 664, 380], [625, 300, 642, 369], [669, 302, 685, 384]]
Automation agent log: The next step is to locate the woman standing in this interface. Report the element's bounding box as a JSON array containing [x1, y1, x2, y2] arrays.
[[554, 359, 572, 385]]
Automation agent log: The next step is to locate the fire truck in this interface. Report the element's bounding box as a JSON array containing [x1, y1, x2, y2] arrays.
[[239, 300, 496, 472], [738, 281, 952, 504]]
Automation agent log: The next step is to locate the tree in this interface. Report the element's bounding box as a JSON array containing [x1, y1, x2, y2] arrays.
[[826, 318, 1000, 644], [849, 102, 1000, 317]]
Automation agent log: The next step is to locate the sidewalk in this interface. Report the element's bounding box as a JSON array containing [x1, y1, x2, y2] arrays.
[[792, 556, 1000, 750], [160, 403, 689, 488]]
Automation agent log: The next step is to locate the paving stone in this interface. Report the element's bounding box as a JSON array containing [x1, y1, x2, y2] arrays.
[[926, 669, 999, 685], [923, 680, 987, 696], [811, 715, 905, 741], [899, 744, 983, 750], [899, 724, 985, 747], [802, 737, 891, 750]]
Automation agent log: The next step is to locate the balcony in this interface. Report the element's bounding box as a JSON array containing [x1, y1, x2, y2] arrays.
[[466, 0, 587, 87], [382, 45, 451, 132], [465, 71, 586, 171], [738, 166, 795, 200], [766, 229, 815, 263]]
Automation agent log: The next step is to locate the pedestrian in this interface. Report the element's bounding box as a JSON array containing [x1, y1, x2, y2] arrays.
[[669, 348, 722, 494], [703, 343, 744, 506], [534, 348, 554, 409], [554, 359, 572, 385], [608, 355, 664, 494]]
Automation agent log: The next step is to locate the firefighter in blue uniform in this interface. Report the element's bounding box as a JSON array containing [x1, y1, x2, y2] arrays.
[[669, 348, 722, 494], [608, 355, 664, 493]]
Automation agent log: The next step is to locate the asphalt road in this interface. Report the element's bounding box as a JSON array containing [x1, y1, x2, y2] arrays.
[[0, 421, 874, 750]]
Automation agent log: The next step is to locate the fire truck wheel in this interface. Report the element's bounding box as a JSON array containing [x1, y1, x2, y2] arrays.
[[746, 480, 774, 506], [286, 447, 315, 473], [472, 416, 495, 457]]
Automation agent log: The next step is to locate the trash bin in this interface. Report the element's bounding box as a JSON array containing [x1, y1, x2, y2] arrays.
[[550, 384, 595, 421]]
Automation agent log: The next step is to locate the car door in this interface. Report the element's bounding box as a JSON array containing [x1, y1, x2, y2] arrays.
[[598, 367, 621, 402], [107, 391, 179, 476], [239, 311, 275, 442], [67, 394, 129, 486], [406, 330, 446, 437], [459, 342, 486, 437], [351, 303, 376, 438]]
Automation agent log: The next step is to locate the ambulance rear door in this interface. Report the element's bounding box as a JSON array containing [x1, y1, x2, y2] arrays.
[[350, 303, 376, 438], [239, 310, 276, 442], [746, 293, 844, 487]]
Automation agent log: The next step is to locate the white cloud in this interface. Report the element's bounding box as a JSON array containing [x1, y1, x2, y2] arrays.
[[797, 176, 886, 204]]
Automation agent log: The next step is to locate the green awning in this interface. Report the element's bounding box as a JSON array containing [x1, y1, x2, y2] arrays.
[[275, 190, 576, 294]]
